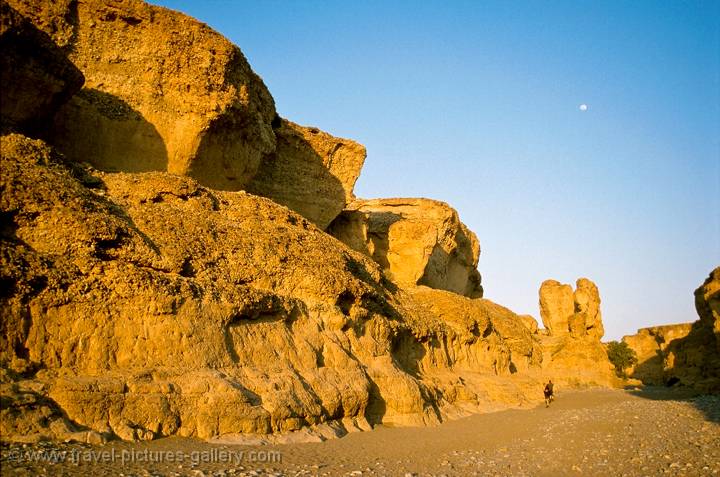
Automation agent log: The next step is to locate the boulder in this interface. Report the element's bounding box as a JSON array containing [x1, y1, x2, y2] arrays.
[[0, 0, 84, 134], [7, 0, 276, 190], [328, 198, 482, 297], [245, 119, 366, 229]]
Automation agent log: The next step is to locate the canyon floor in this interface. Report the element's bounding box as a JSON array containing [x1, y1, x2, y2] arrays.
[[2, 387, 719, 477]]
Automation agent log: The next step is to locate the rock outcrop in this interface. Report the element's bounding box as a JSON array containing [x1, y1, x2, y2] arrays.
[[537, 278, 616, 386], [518, 315, 539, 334], [0, 0, 625, 445], [7, 0, 276, 190], [622, 324, 693, 384], [539, 280, 574, 335], [0, 0, 84, 135], [662, 267, 720, 392], [574, 278, 605, 339], [328, 198, 482, 298], [540, 278, 604, 338], [245, 119, 366, 229], [1, 134, 546, 442]]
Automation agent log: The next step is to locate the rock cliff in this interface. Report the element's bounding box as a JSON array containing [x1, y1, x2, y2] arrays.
[[6, 0, 365, 229], [0, 134, 545, 442], [0, 0, 625, 445], [663, 267, 720, 392], [622, 324, 693, 384], [245, 119, 366, 229], [328, 198, 483, 298], [0, 1, 84, 135], [7, 0, 276, 189], [621, 268, 719, 392]]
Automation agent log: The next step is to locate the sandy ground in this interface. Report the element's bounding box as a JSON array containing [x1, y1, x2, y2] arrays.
[[2, 387, 719, 477]]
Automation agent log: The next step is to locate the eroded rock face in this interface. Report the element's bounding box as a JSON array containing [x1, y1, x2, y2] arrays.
[[7, 0, 276, 189], [0, 134, 547, 442], [328, 198, 482, 298], [539, 280, 574, 335], [622, 324, 693, 385], [518, 315, 539, 334], [0, 0, 84, 135], [663, 267, 720, 392], [574, 278, 604, 339], [0, 0, 629, 444], [539, 278, 604, 339], [538, 334, 617, 386], [695, 266, 720, 341], [537, 278, 616, 386], [245, 119, 366, 229]]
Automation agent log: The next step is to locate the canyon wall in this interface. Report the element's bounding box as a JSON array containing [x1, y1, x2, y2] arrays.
[[622, 324, 693, 384], [328, 199, 483, 298], [622, 267, 719, 392], [0, 0, 625, 444], [0, 134, 543, 442]]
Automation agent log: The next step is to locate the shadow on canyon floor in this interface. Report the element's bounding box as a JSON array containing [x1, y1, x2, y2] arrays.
[[626, 385, 720, 423]]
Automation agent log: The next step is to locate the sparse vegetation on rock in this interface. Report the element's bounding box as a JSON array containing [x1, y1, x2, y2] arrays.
[[606, 341, 639, 378]]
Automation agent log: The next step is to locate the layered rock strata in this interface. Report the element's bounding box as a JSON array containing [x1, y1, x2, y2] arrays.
[[0, 134, 542, 442], [0, 0, 627, 445]]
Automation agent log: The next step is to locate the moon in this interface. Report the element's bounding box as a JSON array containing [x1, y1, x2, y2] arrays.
[[579, 103, 588, 111]]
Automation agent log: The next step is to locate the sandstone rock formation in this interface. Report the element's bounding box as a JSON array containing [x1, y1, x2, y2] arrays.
[[0, 0, 84, 135], [7, 0, 276, 189], [622, 324, 693, 384], [538, 335, 617, 387], [662, 267, 720, 392], [574, 278, 604, 339], [328, 198, 483, 298], [695, 266, 720, 345], [540, 278, 604, 338], [537, 278, 616, 386], [0, 0, 625, 445], [1, 134, 546, 442], [539, 280, 574, 335], [518, 315, 539, 334], [245, 119, 366, 229]]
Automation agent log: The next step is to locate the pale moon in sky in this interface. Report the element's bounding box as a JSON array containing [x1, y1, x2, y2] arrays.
[[579, 103, 589, 111]]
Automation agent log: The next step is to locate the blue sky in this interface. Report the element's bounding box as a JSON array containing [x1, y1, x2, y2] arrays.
[[151, 0, 719, 340]]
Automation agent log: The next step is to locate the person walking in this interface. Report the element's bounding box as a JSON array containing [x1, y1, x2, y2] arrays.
[[544, 380, 554, 407]]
